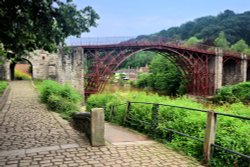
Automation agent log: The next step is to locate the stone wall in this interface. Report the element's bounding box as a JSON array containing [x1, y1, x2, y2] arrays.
[[0, 64, 5, 80], [222, 59, 240, 86], [57, 48, 84, 94], [1, 47, 84, 97]]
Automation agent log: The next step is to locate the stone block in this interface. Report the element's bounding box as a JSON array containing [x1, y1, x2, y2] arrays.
[[91, 108, 105, 146]]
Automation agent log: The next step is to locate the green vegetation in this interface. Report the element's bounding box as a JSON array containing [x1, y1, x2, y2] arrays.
[[14, 70, 32, 80], [37, 80, 83, 119], [87, 91, 250, 167], [0, 0, 99, 58], [230, 39, 250, 55], [185, 37, 203, 46], [120, 51, 154, 69], [214, 32, 229, 49], [136, 10, 250, 46], [0, 81, 8, 96], [134, 54, 185, 96], [214, 82, 250, 104]]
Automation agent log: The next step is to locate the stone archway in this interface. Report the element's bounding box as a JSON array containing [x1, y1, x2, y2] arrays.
[[9, 58, 33, 80], [1, 48, 84, 96]]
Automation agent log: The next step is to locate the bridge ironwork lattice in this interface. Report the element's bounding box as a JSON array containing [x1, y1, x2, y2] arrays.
[[68, 38, 248, 97]]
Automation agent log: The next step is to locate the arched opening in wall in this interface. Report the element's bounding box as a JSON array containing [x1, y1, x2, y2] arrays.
[[10, 58, 33, 80], [222, 59, 237, 86], [247, 65, 250, 81]]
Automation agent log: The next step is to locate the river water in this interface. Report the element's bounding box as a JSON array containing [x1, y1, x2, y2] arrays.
[[103, 83, 144, 93]]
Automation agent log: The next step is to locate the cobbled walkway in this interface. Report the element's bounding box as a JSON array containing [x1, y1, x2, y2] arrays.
[[0, 81, 204, 167]]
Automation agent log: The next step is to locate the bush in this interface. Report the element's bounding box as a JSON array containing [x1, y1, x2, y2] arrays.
[[0, 81, 8, 96], [37, 80, 83, 119], [214, 82, 250, 104], [87, 91, 250, 167], [14, 69, 32, 80]]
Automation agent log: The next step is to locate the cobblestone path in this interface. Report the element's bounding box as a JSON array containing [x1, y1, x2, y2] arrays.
[[0, 81, 204, 167]]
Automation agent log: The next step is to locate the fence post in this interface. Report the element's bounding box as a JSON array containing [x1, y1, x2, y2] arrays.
[[91, 108, 105, 146], [204, 110, 217, 162], [123, 101, 131, 125], [151, 104, 159, 139], [109, 105, 114, 122]]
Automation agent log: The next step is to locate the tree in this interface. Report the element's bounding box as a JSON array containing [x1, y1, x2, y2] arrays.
[[0, 0, 99, 58], [120, 51, 154, 69], [135, 10, 250, 46], [231, 39, 249, 52], [185, 37, 203, 46], [148, 55, 184, 95], [243, 48, 250, 56], [214, 32, 229, 49]]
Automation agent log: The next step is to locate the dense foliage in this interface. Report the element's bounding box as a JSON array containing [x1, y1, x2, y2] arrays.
[[87, 92, 250, 167], [214, 82, 250, 104], [0, 81, 8, 96], [0, 0, 99, 57], [120, 51, 154, 69], [184, 36, 203, 46], [214, 32, 229, 49], [134, 54, 185, 96], [136, 10, 250, 46], [37, 80, 83, 119]]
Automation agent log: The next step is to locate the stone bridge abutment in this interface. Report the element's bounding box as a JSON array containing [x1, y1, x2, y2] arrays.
[[212, 49, 248, 91]]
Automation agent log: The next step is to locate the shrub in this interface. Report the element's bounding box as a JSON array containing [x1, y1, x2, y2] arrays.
[[37, 80, 83, 119], [0, 81, 8, 96], [87, 91, 250, 167], [14, 69, 32, 80], [214, 82, 250, 104]]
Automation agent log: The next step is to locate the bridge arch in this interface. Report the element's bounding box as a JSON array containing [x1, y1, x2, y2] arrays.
[[84, 44, 214, 97], [222, 58, 240, 85]]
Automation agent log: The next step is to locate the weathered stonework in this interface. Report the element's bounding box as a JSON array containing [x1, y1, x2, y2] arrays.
[[213, 48, 223, 92], [57, 48, 84, 94], [0, 47, 84, 97]]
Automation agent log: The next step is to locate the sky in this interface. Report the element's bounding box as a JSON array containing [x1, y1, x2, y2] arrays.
[[72, 0, 250, 38]]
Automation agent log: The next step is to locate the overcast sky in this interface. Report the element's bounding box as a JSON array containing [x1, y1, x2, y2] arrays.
[[72, 0, 250, 38]]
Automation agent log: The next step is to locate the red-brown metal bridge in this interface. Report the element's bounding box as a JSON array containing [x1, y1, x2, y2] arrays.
[[68, 38, 250, 97]]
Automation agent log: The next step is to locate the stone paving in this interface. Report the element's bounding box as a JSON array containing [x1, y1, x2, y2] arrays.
[[0, 81, 204, 167]]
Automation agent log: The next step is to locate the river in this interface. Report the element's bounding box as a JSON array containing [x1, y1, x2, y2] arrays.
[[103, 83, 144, 93]]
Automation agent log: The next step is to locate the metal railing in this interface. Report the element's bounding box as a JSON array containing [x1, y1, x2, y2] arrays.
[[66, 37, 250, 58], [91, 101, 250, 163], [66, 36, 136, 46]]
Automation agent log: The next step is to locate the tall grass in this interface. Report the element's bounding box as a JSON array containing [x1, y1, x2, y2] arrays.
[[87, 91, 250, 167], [14, 69, 32, 80], [37, 80, 83, 119], [0, 81, 8, 96]]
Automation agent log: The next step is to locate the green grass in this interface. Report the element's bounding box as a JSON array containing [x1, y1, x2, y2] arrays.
[[0, 81, 8, 96], [14, 69, 32, 80], [36, 80, 83, 120], [87, 91, 250, 167]]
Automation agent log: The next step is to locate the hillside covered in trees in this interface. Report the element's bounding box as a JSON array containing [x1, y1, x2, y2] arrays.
[[136, 10, 250, 45]]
